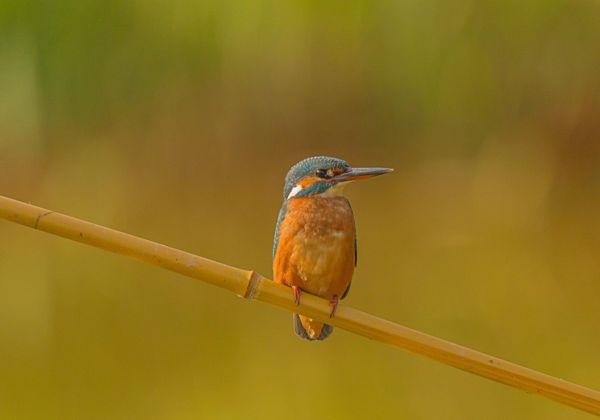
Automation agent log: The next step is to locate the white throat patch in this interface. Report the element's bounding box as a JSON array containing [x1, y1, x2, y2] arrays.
[[320, 181, 349, 197]]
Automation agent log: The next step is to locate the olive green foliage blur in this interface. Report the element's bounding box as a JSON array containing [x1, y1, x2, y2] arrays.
[[1, 1, 599, 419]]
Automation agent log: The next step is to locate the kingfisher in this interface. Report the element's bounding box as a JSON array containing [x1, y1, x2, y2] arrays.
[[273, 156, 393, 341]]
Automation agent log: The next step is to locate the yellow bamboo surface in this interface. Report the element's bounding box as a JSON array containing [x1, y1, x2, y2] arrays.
[[1, 194, 599, 416]]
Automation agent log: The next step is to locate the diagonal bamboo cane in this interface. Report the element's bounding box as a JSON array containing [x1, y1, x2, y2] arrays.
[[0, 194, 599, 416]]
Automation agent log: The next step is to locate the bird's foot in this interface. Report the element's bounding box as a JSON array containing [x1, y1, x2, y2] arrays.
[[292, 286, 302, 306], [329, 294, 339, 318]]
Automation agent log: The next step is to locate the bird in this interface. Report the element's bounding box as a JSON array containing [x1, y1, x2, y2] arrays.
[[272, 156, 393, 341]]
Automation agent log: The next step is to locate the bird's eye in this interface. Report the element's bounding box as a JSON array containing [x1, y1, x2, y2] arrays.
[[316, 168, 335, 179], [316, 169, 328, 178]]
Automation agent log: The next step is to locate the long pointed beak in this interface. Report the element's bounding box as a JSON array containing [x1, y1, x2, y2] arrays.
[[334, 167, 393, 183]]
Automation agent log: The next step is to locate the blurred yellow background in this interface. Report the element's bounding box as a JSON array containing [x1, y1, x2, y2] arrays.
[[1, 1, 599, 419]]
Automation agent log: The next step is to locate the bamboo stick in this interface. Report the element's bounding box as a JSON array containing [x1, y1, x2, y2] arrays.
[[1, 194, 599, 416]]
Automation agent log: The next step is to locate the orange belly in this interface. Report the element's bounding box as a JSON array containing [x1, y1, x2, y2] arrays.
[[273, 196, 355, 300]]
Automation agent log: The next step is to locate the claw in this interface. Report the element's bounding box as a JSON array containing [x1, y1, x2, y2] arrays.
[[329, 294, 339, 318], [292, 286, 302, 306]]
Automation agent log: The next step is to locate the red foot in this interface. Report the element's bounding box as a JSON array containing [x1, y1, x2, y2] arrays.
[[292, 286, 302, 306], [329, 294, 339, 318]]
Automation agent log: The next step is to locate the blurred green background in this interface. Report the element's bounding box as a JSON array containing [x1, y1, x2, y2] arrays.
[[1, 1, 599, 419]]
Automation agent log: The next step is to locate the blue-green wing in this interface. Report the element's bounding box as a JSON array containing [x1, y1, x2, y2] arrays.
[[349, 200, 357, 267], [342, 200, 357, 300], [272, 202, 288, 260]]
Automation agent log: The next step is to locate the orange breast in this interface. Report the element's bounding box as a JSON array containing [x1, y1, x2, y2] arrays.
[[273, 196, 355, 299]]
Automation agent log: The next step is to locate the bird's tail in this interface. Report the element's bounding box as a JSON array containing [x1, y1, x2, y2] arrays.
[[293, 313, 333, 341]]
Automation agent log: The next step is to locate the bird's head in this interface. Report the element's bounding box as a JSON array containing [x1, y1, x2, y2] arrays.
[[283, 156, 393, 200]]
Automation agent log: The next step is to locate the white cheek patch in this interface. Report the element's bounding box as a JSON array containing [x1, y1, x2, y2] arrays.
[[287, 184, 304, 199]]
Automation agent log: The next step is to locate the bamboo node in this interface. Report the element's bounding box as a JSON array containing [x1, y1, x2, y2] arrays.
[[34, 211, 54, 229], [243, 270, 263, 300]]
